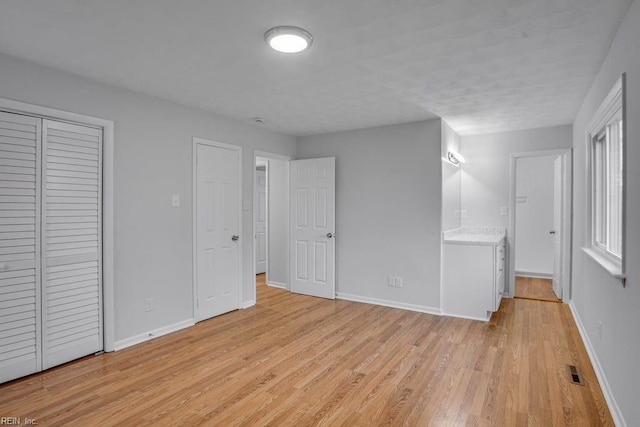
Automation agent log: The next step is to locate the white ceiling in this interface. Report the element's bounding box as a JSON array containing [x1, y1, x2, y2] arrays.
[[0, 0, 632, 136]]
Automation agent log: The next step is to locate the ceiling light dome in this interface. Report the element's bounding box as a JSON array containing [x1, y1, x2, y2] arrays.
[[264, 26, 313, 53]]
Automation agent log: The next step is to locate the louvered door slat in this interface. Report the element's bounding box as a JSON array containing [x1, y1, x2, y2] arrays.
[[0, 111, 41, 383], [42, 119, 102, 370]]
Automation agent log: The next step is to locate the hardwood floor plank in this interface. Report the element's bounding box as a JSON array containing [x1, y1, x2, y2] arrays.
[[515, 275, 562, 302], [0, 279, 614, 425]]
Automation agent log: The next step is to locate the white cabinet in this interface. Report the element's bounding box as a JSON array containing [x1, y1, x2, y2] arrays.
[[494, 243, 506, 310], [441, 229, 505, 321]]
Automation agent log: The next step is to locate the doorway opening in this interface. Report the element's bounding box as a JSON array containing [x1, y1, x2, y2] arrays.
[[253, 152, 291, 302], [509, 149, 571, 302]]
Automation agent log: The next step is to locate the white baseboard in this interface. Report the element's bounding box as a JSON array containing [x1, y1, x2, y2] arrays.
[[440, 312, 490, 322], [515, 271, 553, 279], [114, 318, 195, 351], [267, 281, 287, 289], [569, 301, 626, 427], [336, 292, 441, 316], [241, 299, 256, 309]]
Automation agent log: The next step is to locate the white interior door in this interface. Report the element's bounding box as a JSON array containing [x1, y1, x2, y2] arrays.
[[255, 169, 267, 275], [195, 142, 240, 321], [552, 156, 562, 299], [41, 119, 103, 370], [0, 112, 104, 383], [0, 111, 41, 383], [289, 157, 335, 299]]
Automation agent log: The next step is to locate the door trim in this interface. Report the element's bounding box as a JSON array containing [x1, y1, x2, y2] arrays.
[[508, 149, 572, 302], [192, 137, 243, 320], [0, 97, 115, 352], [252, 151, 292, 297]]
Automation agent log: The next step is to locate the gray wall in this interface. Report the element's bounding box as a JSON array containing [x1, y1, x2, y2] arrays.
[[297, 120, 442, 311], [459, 125, 572, 228], [0, 52, 296, 344], [267, 158, 289, 287], [441, 120, 461, 231], [571, 1, 640, 424]]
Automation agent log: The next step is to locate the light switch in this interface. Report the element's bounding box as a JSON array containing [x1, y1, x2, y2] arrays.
[[500, 206, 508, 216], [172, 194, 180, 207], [243, 199, 252, 211]]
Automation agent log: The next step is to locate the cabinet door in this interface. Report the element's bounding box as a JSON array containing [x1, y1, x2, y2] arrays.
[[41, 120, 102, 370], [0, 112, 41, 383]]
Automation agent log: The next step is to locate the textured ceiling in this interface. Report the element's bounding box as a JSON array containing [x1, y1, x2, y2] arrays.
[[0, 0, 633, 136]]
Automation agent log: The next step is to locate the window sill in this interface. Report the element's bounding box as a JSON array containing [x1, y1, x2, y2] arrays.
[[581, 247, 626, 281]]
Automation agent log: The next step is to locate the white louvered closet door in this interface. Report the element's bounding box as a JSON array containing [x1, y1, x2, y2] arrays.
[[41, 119, 102, 370], [0, 111, 41, 383]]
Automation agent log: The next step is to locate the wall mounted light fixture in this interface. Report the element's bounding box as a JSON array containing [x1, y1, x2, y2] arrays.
[[443, 151, 465, 167]]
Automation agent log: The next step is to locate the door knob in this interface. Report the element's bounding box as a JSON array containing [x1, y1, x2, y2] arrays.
[[232, 235, 239, 241], [326, 232, 334, 239], [549, 230, 556, 235]]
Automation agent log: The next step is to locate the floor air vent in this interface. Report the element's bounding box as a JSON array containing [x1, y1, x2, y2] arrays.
[[567, 365, 585, 386]]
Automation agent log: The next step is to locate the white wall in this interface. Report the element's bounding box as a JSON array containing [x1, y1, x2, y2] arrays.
[[441, 120, 461, 231], [267, 158, 288, 287], [297, 120, 442, 312], [0, 52, 296, 344], [571, 1, 640, 424], [514, 156, 555, 276], [459, 125, 572, 228]]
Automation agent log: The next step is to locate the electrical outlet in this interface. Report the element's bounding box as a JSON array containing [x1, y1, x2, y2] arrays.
[[387, 276, 403, 288], [145, 297, 155, 312], [460, 210, 468, 219], [171, 194, 180, 207], [394, 277, 403, 288]]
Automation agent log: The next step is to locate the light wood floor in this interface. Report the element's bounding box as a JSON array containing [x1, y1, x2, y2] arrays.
[[0, 277, 612, 426], [256, 272, 267, 287], [515, 275, 562, 302]]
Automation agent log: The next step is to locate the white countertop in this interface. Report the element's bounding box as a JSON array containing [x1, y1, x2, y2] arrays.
[[442, 227, 506, 246]]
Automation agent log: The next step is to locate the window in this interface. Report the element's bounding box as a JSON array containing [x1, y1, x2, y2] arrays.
[[586, 74, 625, 278], [592, 114, 623, 257]]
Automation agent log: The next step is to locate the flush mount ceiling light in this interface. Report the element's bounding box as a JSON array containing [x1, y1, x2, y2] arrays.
[[264, 26, 313, 53]]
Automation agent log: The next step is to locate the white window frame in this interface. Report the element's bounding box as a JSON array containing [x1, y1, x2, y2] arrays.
[[583, 74, 626, 283]]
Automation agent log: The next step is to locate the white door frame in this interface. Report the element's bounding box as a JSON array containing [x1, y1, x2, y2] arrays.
[[192, 137, 243, 319], [0, 97, 115, 351], [508, 149, 572, 302], [252, 150, 292, 294]]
